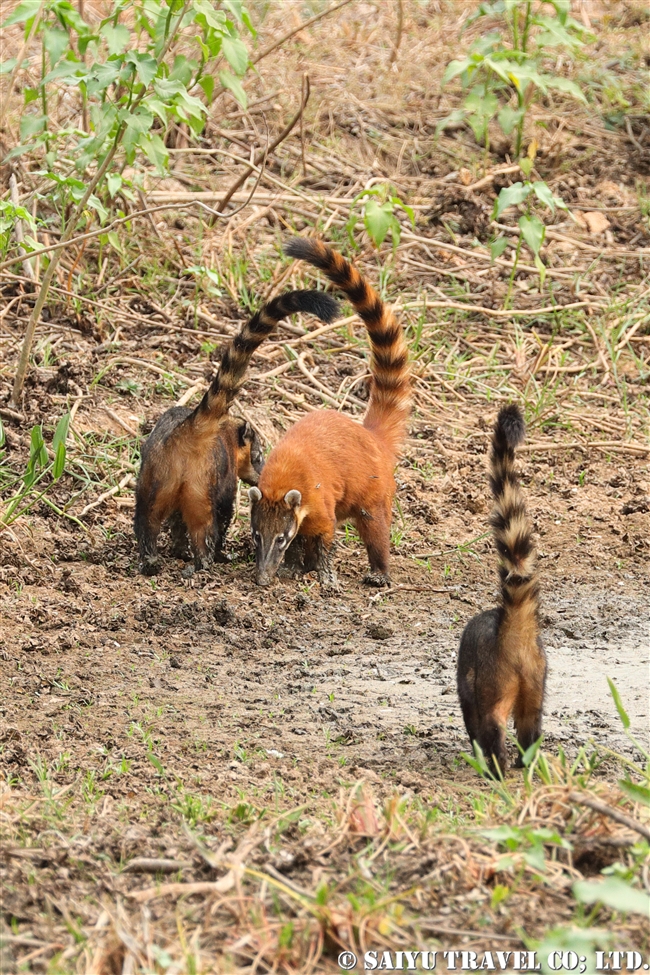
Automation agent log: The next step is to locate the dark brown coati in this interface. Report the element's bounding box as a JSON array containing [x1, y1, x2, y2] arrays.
[[456, 404, 546, 773], [134, 289, 339, 576], [248, 237, 411, 589]]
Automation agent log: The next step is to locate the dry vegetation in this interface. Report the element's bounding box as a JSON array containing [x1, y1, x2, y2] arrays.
[[0, 1, 649, 972]]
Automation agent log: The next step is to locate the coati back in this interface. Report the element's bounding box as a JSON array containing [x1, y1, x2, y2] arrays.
[[456, 404, 546, 773], [134, 289, 339, 576], [249, 238, 411, 589]]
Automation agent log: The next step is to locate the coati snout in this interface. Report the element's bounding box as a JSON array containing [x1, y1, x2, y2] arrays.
[[249, 487, 301, 586]]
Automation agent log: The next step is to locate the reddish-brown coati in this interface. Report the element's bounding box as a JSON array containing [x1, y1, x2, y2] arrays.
[[249, 238, 411, 589]]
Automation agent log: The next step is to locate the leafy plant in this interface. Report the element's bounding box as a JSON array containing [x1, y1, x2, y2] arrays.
[[2, 0, 254, 405], [491, 160, 568, 302], [347, 183, 414, 251], [1, 413, 70, 524], [439, 0, 588, 156]]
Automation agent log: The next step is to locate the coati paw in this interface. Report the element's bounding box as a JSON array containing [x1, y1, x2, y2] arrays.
[[213, 551, 231, 564], [363, 571, 391, 588], [319, 575, 340, 594], [278, 564, 305, 580], [140, 558, 160, 577]]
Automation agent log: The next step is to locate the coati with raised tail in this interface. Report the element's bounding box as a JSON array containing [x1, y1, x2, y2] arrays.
[[248, 237, 411, 589], [134, 289, 339, 576], [456, 404, 546, 773]]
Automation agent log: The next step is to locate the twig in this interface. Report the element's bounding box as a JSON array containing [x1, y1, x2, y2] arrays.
[[122, 857, 193, 874], [215, 80, 310, 214], [79, 472, 133, 517], [251, 0, 355, 65], [390, 0, 404, 64], [101, 405, 138, 438], [569, 791, 650, 842], [466, 164, 521, 191]]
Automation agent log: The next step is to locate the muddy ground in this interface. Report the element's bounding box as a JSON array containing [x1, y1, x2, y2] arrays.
[[2, 420, 648, 801]]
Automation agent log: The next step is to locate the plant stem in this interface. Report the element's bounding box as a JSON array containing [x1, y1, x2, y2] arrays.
[[522, 0, 532, 54], [504, 235, 523, 310], [10, 2, 190, 409], [10, 137, 121, 408]]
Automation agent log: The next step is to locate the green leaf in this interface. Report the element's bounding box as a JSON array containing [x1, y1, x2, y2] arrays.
[[169, 54, 195, 87], [86, 59, 121, 95], [148, 751, 166, 777], [573, 877, 650, 916], [43, 27, 70, 67], [435, 109, 466, 137], [490, 236, 509, 261], [126, 52, 158, 87], [497, 105, 524, 136], [52, 413, 70, 452], [219, 70, 247, 107], [532, 180, 555, 212], [221, 35, 248, 76], [193, 0, 227, 31], [23, 86, 39, 105], [29, 424, 47, 468], [198, 74, 215, 103], [53, 441, 66, 480], [140, 133, 169, 174], [20, 114, 47, 141], [519, 214, 545, 256], [0, 58, 19, 75], [534, 253, 547, 288], [106, 173, 122, 198], [442, 58, 472, 85], [545, 76, 588, 104], [363, 198, 393, 247], [607, 677, 630, 729], [2, 0, 40, 27], [107, 230, 122, 252], [0, 417, 5, 449], [87, 194, 108, 224], [618, 780, 650, 808], [100, 23, 131, 56], [494, 181, 532, 218]]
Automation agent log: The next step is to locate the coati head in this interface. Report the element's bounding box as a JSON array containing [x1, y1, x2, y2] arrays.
[[248, 487, 302, 586], [235, 420, 264, 485]]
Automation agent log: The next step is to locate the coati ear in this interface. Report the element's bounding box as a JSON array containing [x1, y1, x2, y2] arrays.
[[284, 489, 302, 508], [238, 420, 254, 446], [248, 486, 262, 503]]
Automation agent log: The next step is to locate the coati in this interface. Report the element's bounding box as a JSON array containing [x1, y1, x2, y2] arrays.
[[456, 404, 546, 774], [248, 237, 411, 589], [134, 289, 340, 576]]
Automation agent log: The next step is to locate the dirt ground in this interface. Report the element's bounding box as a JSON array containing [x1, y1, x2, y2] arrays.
[[2, 418, 648, 791]]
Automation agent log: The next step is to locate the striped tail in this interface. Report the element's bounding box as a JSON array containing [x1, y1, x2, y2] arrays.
[[284, 237, 411, 457], [193, 289, 339, 419], [489, 404, 539, 616]]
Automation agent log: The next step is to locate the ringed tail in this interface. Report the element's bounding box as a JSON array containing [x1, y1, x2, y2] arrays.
[[284, 237, 411, 455], [194, 289, 340, 419], [489, 404, 539, 615]]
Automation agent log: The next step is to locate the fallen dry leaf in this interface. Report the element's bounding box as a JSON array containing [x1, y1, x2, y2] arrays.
[[583, 211, 610, 235]]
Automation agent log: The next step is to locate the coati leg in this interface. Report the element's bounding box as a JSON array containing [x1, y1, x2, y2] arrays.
[[168, 511, 190, 561], [355, 506, 391, 587], [476, 713, 509, 776], [212, 489, 235, 564], [457, 671, 480, 747], [513, 677, 545, 767], [278, 535, 308, 579], [313, 535, 338, 590], [182, 498, 215, 577], [134, 493, 164, 576]]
